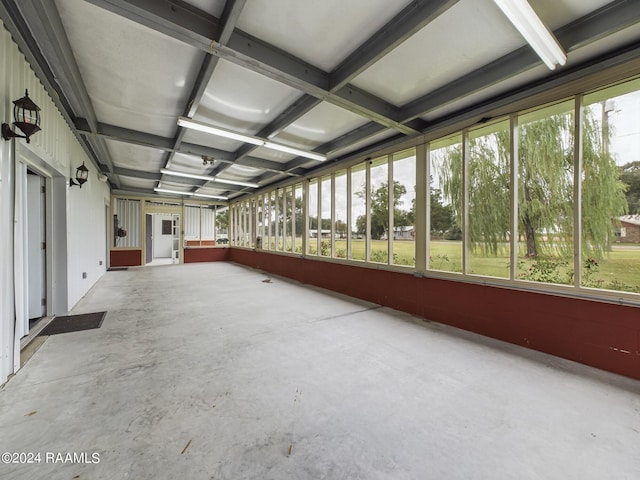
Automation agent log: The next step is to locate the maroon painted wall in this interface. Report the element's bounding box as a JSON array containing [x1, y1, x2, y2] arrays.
[[184, 247, 230, 263], [110, 249, 142, 267], [229, 248, 640, 380]]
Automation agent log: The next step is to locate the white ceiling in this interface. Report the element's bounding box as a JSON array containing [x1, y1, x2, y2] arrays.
[[3, 0, 639, 201]]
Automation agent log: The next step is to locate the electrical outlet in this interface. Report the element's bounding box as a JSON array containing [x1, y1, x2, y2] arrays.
[[82, 272, 87, 279], [99, 260, 103, 266]]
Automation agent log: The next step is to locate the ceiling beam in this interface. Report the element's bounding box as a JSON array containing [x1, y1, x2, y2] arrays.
[[75, 120, 299, 176], [329, 0, 460, 91], [85, 0, 420, 135], [399, 0, 640, 122], [220, 0, 457, 175], [271, 0, 640, 179]]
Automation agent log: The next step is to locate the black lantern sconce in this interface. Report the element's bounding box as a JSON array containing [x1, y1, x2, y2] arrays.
[[2, 90, 41, 143], [70, 162, 89, 188]]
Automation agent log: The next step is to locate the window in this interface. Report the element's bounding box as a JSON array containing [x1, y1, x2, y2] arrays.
[[468, 120, 511, 278], [429, 135, 462, 273], [350, 163, 366, 261], [294, 184, 304, 254], [369, 155, 388, 264], [184, 205, 216, 246], [334, 170, 348, 259], [517, 101, 574, 285], [308, 180, 318, 255], [320, 176, 332, 257], [392, 149, 416, 267], [582, 80, 640, 293]]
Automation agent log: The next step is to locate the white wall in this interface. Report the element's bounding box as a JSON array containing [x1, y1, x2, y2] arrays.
[[153, 213, 173, 258], [0, 22, 110, 384]]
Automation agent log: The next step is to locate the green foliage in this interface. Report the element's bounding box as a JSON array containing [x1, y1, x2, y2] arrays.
[[619, 161, 640, 214], [356, 181, 410, 240], [438, 109, 628, 261]]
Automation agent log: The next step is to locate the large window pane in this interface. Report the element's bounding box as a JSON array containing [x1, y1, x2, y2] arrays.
[[215, 206, 228, 244], [517, 101, 574, 285], [285, 187, 293, 253], [430, 135, 462, 273], [294, 184, 304, 254], [392, 149, 416, 267], [369, 155, 388, 264], [308, 180, 318, 255], [582, 80, 640, 294], [350, 164, 366, 261], [468, 120, 511, 278], [334, 170, 348, 259], [320, 176, 332, 257]]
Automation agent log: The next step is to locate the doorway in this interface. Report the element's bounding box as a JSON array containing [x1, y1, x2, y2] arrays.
[[145, 213, 181, 266], [26, 169, 47, 325]]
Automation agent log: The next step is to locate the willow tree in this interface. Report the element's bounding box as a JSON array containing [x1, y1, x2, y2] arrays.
[[439, 108, 627, 259]]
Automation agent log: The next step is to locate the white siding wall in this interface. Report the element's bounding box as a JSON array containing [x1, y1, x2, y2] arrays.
[[0, 22, 110, 384]]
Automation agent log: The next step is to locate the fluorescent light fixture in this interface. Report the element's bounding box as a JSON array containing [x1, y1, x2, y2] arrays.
[[211, 177, 260, 189], [178, 116, 327, 161], [177, 116, 264, 146], [193, 193, 228, 200], [160, 168, 259, 188], [160, 168, 210, 182], [154, 188, 193, 196], [263, 141, 327, 161], [494, 0, 566, 70]]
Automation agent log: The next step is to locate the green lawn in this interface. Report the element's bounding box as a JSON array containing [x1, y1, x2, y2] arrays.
[[298, 237, 640, 293]]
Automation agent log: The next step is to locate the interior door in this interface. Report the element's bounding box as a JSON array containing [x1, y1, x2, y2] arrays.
[[145, 214, 153, 264]]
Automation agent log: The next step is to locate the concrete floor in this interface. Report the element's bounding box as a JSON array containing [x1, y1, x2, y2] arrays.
[[1, 262, 639, 480]]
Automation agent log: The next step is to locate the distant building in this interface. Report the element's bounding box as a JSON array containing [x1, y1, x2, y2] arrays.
[[615, 215, 640, 243], [393, 226, 415, 241]]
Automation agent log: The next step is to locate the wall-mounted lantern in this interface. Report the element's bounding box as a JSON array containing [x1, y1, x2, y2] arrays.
[[70, 162, 89, 188], [1, 90, 41, 143]]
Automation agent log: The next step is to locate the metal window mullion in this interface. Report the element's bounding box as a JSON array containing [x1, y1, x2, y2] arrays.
[[416, 143, 428, 272], [388, 154, 394, 265], [510, 114, 519, 281], [574, 94, 584, 288], [331, 173, 336, 258], [347, 167, 352, 259], [462, 129, 470, 274], [366, 160, 371, 263]]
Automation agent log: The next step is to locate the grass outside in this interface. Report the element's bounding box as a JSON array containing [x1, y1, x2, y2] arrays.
[[292, 237, 640, 293]]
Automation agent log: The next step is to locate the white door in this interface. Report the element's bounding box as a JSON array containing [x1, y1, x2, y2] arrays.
[[27, 173, 46, 319]]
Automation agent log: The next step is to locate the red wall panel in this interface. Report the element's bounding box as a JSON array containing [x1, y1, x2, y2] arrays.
[[184, 248, 230, 263], [110, 250, 142, 267], [229, 248, 640, 380]]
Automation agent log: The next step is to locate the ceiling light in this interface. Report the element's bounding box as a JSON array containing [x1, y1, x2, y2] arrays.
[[154, 188, 193, 196], [494, 0, 566, 70], [193, 193, 228, 200], [177, 116, 264, 145], [160, 168, 259, 188], [263, 141, 327, 161], [210, 177, 259, 188], [178, 117, 327, 161]]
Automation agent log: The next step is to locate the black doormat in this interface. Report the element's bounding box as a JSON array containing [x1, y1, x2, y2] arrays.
[[38, 312, 107, 336], [107, 267, 128, 271]]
